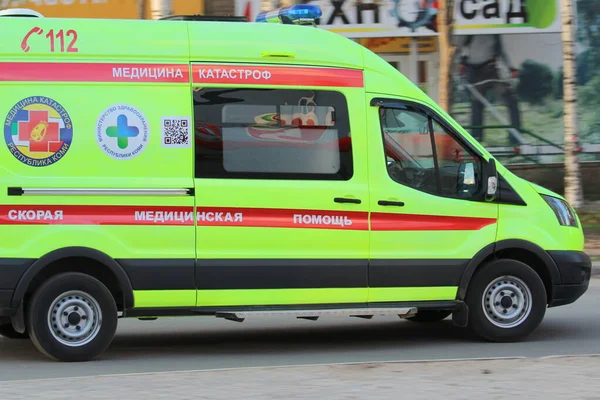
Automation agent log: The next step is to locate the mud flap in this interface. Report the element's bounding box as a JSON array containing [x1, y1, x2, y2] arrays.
[[10, 302, 26, 334], [452, 301, 469, 328]]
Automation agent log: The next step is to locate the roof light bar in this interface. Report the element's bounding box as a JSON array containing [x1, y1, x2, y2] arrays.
[[255, 4, 322, 26]]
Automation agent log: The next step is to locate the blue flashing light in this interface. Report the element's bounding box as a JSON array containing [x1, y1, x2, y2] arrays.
[[255, 4, 322, 26]]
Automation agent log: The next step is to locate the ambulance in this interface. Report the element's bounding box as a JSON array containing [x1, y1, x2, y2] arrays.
[[0, 5, 591, 362]]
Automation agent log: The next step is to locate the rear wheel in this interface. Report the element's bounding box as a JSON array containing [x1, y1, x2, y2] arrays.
[[406, 310, 452, 323], [466, 259, 547, 342], [27, 272, 118, 362], [0, 323, 29, 339]]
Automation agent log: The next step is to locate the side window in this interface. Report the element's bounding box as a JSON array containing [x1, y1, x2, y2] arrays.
[[380, 106, 483, 199], [380, 107, 438, 195], [431, 120, 482, 198], [193, 88, 353, 180]]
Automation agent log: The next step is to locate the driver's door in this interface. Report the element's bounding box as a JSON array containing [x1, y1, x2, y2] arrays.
[[366, 97, 499, 303]]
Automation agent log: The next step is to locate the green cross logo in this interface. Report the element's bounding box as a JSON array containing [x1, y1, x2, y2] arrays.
[[105, 114, 139, 149]]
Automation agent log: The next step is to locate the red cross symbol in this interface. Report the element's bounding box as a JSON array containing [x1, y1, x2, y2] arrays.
[[18, 110, 62, 153]]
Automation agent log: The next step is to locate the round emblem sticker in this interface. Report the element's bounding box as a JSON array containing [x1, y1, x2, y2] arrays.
[[96, 104, 149, 160], [3, 96, 73, 167]]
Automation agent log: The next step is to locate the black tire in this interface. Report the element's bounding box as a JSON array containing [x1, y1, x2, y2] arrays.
[[26, 272, 118, 362], [466, 259, 547, 342], [406, 310, 452, 323], [0, 323, 29, 339]]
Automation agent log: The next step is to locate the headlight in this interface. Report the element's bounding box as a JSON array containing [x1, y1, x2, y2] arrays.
[[541, 194, 578, 227]]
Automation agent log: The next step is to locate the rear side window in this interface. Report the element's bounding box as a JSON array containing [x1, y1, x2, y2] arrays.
[[193, 88, 353, 180]]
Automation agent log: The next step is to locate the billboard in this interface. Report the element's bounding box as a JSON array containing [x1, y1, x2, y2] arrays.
[[453, 0, 562, 35], [301, 0, 439, 38], [235, 0, 562, 38], [449, 0, 598, 155], [236, 0, 440, 37], [450, 32, 562, 148]]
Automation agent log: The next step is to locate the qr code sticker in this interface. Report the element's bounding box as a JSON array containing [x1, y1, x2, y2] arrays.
[[161, 116, 191, 148]]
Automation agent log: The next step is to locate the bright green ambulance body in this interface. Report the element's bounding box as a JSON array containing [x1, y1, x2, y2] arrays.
[[0, 7, 591, 362]]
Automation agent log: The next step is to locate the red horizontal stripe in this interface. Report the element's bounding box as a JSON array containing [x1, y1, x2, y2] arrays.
[[371, 212, 497, 231], [192, 64, 364, 87], [196, 207, 367, 230], [0, 205, 193, 226], [0, 205, 367, 230], [0, 205, 495, 231], [0, 62, 363, 87], [0, 62, 189, 83]]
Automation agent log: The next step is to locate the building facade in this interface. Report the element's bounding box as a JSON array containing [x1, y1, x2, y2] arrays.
[[0, 0, 204, 19]]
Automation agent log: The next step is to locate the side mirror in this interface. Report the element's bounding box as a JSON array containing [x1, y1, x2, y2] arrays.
[[484, 158, 498, 202]]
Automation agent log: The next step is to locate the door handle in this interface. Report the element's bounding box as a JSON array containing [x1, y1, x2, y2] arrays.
[[378, 200, 405, 207], [334, 197, 362, 204]]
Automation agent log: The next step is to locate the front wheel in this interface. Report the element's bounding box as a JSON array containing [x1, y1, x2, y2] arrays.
[[466, 259, 547, 342], [27, 272, 118, 362]]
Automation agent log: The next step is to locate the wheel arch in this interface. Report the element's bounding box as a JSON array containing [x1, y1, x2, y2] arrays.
[[457, 239, 561, 304], [11, 247, 134, 312]]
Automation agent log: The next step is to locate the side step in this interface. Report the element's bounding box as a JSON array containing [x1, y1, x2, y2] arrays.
[[215, 307, 418, 322]]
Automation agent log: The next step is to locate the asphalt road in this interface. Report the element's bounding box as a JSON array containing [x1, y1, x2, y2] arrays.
[[1, 279, 599, 382]]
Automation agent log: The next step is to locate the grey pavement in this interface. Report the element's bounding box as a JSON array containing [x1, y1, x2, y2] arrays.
[[592, 262, 600, 276], [1, 279, 600, 383], [0, 356, 599, 399]]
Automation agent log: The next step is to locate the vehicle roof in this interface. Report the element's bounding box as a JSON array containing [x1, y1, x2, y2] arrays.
[[0, 13, 436, 117], [1, 12, 456, 138], [0, 12, 494, 179], [0, 15, 362, 66]]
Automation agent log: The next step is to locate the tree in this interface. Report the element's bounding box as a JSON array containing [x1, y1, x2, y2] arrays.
[[437, 0, 456, 112], [562, 0, 583, 208]]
